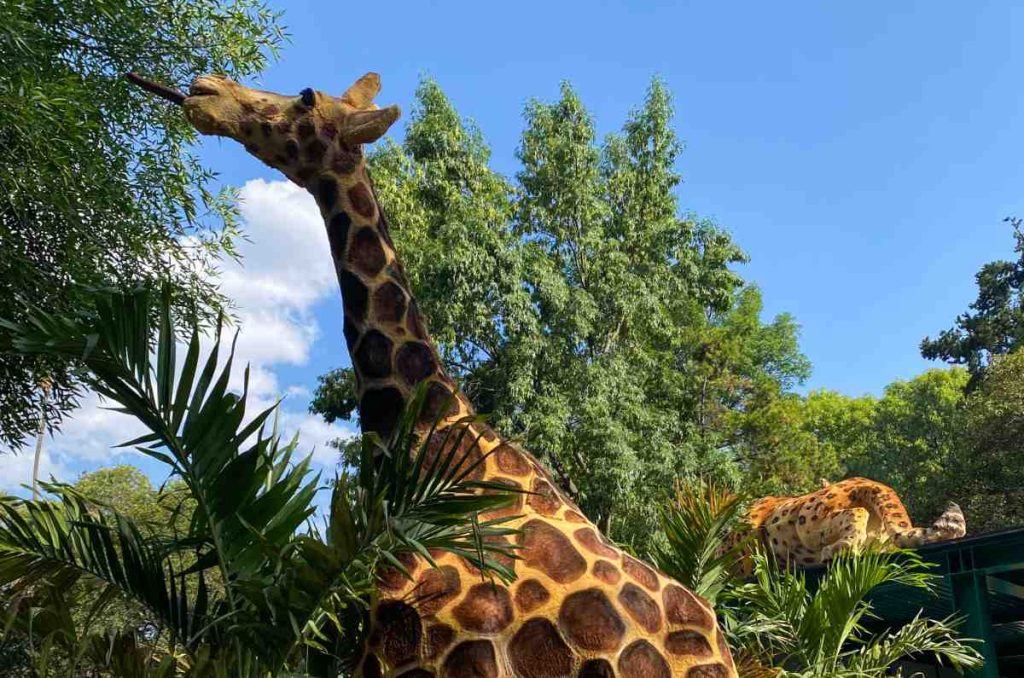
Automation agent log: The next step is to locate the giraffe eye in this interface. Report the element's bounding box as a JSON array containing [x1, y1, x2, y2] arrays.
[[299, 88, 315, 107]]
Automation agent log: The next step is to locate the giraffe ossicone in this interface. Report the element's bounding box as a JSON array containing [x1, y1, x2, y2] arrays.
[[182, 70, 737, 677]]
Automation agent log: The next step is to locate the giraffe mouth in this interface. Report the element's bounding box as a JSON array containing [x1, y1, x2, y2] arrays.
[[187, 83, 219, 97]]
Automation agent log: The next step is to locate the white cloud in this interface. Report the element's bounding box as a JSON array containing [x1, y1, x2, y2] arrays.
[[0, 446, 70, 495], [9, 178, 352, 490]]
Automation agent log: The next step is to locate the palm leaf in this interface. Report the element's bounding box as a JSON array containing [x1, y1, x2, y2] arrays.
[[652, 477, 753, 604], [0, 484, 199, 646]]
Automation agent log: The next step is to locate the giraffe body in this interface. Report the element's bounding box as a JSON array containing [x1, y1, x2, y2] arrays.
[[182, 72, 736, 677], [745, 477, 966, 567]]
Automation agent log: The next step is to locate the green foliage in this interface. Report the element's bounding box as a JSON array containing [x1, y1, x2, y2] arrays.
[[0, 286, 518, 675], [921, 217, 1024, 380], [0, 0, 284, 449], [314, 76, 811, 551], [850, 369, 969, 524], [726, 551, 981, 677], [957, 351, 1024, 530], [651, 478, 753, 605]]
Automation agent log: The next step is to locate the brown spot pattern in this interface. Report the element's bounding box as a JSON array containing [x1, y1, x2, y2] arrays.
[[424, 623, 454, 660], [372, 281, 407, 323], [521, 520, 587, 584], [348, 182, 376, 219], [579, 659, 615, 677], [509, 618, 574, 678], [574, 528, 619, 559], [666, 630, 713, 657], [558, 589, 625, 652], [494, 443, 532, 476], [354, 330, 392, 380], [592, 560, 621, 585], [451, 583, 513, 634], [348, 227, 386, 277], [618, 583, 662, 634], [515, 579, 551, 613], [528, 478, 563, 516], [375, 601, 421, 666], [663, 585, 713, 629], [443, 640, 498, 678], [687, 664, 730, 678], [618, 640, 670, 678], [396, 341, 437, 387], [377, 551, 418, 591], [622, 554, 660, 592], [412, 565, 461, 617]]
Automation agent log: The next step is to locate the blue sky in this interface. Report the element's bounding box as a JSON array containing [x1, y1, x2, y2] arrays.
[[203, 0, 1024, 396], [6, 1, 1024, 489]]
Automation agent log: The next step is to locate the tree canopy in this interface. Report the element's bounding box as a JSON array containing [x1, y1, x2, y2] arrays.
[[921, 217, 1024, 381], [313, 77, 811, 550], [0, 0, 284, 449]]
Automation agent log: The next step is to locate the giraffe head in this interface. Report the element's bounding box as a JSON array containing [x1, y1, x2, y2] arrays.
[[183, 72, 400, 185]]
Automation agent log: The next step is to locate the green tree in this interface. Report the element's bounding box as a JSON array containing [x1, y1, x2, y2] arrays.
[[921, 217, 1024, 381], [737, 388, 876, 496], [849, 368, 969, 525], [312, 77, 810, 552], [0, 0, 284, 449], [0, 287, 517, 675], [958, 351, 1024, 531]]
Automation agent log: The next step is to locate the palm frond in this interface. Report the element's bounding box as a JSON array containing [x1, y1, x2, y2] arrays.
[[804, 549, 932, 662], [0, 484, 203, 646], [1, 285, 523, 673], [653, 477, 752, 604], [843, 614, 982, 676]]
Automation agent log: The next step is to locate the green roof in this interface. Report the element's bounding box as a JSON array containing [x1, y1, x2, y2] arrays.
[[868, 528, 1024, 677]]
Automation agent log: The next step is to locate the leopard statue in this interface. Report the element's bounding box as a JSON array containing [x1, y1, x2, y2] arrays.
[[741, 477, 966, 567]]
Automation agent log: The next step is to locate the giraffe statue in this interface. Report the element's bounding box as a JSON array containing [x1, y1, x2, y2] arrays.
[[176, 71, 737, 677]]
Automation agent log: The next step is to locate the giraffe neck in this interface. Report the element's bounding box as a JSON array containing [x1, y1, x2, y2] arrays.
[[311, 159, 471, 437]]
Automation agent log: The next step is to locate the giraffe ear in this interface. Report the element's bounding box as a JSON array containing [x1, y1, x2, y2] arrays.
[[344, 105, 400, 144], [342, 72, 381, 108]]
